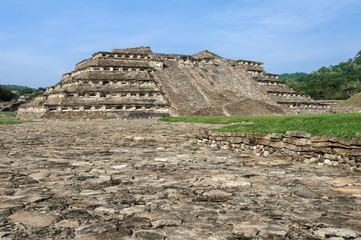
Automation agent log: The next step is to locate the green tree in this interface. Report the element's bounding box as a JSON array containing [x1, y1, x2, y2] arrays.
[[0, 85, 15, 101], [282, 50, 361, 100], [354, 50, 361, 65], [18, 87, 33, 95], [26, 88, 45, 101]]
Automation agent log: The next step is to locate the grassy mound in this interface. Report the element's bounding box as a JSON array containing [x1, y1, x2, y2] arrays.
[[160, 113, 361, 139], [338, 92, 361, 107]]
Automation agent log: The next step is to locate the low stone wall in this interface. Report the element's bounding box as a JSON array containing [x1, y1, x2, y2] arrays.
[[196, 130, 361, 168]]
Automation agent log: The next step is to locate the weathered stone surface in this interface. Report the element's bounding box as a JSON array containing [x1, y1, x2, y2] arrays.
[[283, 137, 311, 146], [286, 131, 311, 138], [8, 211, 60, 227], [135, 230, 165, 240], [284, 143, 311, 151], [294, 188, 320, 199], [351, 148, 361, 156], [332, 147, 352, 156], [258, 223, 290, 238], [0, 201, 24, 211], [351, 138, 361, 146], [314, 227, 359, 238], [75, 222, 117, 239], [1, 119, 361, 239], [336, 186, 361, 197]]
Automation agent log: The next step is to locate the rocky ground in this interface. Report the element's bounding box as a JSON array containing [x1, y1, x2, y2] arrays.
[[1, 119, 361, 240]]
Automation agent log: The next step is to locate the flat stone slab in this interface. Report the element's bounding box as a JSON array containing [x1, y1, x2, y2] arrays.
[[314, 227, 359, 238], [336, 186, 361, 197], [8, 211, 60, 227]]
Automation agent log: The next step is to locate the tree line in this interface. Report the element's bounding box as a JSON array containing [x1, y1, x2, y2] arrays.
[[279, 50, 361, 100], [0, 85, 45, 102]]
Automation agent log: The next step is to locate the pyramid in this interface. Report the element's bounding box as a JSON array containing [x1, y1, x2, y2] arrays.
[[17, 47, 330, 119]]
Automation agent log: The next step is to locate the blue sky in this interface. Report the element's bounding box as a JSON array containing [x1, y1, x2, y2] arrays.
[[1, 0, 361, 88]]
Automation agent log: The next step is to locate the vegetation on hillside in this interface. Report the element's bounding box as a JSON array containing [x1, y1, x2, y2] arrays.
[[279, 72, 308, 81], [0, 85, 15, 101], [338, 92, 361, 107], [0, 84, 44, 102], [209, 51, 223, 58], [25, 88, 45, 101], [2, 85, 36, 91], [280, 50, 361, 100], [161, 113, 361, 139]]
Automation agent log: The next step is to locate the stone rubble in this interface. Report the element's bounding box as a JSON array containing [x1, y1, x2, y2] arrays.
[[0, 119, 361, 239]]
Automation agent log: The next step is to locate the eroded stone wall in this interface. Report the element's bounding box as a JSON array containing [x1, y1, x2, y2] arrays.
[[197, 130, 361, 168]]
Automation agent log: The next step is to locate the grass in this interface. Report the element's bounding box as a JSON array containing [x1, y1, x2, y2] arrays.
[[0, 119, 32, 125], [0, 112, 31, 125], [338, 92, 361, 107], [160, 113, 361, 139], [209, 51, 223, 58], [0, 111, 15, 115]]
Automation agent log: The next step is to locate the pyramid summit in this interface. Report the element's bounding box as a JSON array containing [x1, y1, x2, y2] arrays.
[[17, 47, 332, 119]]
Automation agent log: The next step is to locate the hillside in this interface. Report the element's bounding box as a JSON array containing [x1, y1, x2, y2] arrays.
[[2, 85, 36, 91], [280, 50, 361, 100], [1, 84, 44, 102], [339, 92, 361, 107]]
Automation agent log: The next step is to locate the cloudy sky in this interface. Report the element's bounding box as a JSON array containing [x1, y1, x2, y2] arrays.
[[1, 0, 361, 88]]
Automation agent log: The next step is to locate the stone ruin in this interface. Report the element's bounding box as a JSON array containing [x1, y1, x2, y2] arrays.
[[17, 46, 337, 119]]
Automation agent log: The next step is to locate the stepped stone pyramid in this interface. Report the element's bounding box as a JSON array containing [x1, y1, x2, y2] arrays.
[[18, 46, 332, 119]]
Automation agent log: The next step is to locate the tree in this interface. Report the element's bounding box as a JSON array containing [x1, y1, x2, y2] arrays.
[[18, 87, 33, 95], [0, 85, 15, 101], [282, 50, 361, 100], [354, 50, 361, 65], [26, 88, 45, 101]]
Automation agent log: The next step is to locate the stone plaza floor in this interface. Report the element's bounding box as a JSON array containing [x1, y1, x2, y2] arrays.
[[1, 119, 361, 239]]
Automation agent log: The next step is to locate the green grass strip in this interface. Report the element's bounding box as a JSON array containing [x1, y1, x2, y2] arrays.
[[0, 111, 15, 115], [0, 119, 32, 125], [160, 113, 361, 139]]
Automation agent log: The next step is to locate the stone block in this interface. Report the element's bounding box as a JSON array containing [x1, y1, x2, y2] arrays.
[[286, 131, 311, 138], [254, 132, 270, 139], [270, 141, 284, 148], [329, 137, 350, 146], [283, 137, 311, 146], [270, 133, 283, 139], [284, 143, 311, 152], [312, 141, 339, 147], [324, 154, 338, 161], [210, 131, 220, 136], [312, 147, 332, 154], [235, 132, 246, 137], [351, 148, 361, 156], [228, 137, 237, 144], [332, 148, 352, 156], [246, 133, 254, 139], [311, 136, 329, 142], [257, 139, 270, 145], [242, 138, 250, 144], [225, 132, 235, 137], [351, 138, 361, 146]]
